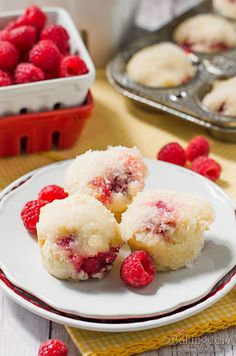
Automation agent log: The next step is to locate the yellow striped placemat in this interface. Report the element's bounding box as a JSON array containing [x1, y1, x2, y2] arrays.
[[66, 287, 236, 356]]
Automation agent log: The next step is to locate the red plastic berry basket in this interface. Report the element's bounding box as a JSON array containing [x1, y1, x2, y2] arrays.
[[0, 92, 93, 157]]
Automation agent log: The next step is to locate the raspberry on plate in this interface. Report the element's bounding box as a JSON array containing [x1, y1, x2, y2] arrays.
[[29, 40, 61, 71], [38, 184, 68, 203], [16, 5, 47, 32], [0, 69, 13, 86], [40, 24, 70, 54], [157, 142, 186, 166], [15, 63, 45, 84], [5, 26, 36, 52], [120, 250, 155, 288], [21, 200, 47, 235], [38, 339, 68, 356], [191, 155, 221, 181], [0, 40, 19, 70], [186, 136, 210, 162], [59, 55, 88, 77]]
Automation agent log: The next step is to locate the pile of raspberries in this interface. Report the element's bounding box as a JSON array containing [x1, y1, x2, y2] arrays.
[[0, 5, 88, 86], [157, 135, 222, 182]]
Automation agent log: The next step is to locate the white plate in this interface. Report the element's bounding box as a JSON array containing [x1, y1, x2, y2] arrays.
[[0, 159, 235, 322], [0, 266, 235, 332]]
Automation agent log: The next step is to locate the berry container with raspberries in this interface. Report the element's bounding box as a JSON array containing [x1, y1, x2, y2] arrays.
[[0, 6, 95, 116]]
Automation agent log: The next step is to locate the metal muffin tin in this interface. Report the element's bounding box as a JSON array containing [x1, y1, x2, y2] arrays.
[[107, 0, 236, 142]]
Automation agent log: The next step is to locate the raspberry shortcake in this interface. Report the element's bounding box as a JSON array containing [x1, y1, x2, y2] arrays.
[[37, 194, 123, 280], [202, 76, 236, 116], [64, 146, 148, 214], [174, 14, 236, 53], [120, 190, 214, 271], [126, 42, 196, 88], [213, 0, 236, 20]]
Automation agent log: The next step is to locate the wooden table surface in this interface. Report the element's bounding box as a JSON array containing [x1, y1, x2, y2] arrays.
[[0, 0, 236, 355]]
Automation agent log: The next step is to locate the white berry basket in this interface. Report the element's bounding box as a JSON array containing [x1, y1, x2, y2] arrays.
[[0, 7, 95, 116]]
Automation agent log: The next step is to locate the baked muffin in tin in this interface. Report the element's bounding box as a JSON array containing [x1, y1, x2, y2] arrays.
[[202, 76, 236, 116], [174, 14, 236, 53], [126, 42, 197, 88]]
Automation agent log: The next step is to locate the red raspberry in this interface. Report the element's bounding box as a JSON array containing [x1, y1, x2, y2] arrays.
[[15, 63, 45, 84], [0, 69, 13, 86], [81, 247, 119, 276], [59, 55, 88, 77], [30, 40, 61, 71], [40, 24, 70, 54], [16, 6, 47, 32], [4, 21, 18, 32], [157, 142, 186, 166], [38, 339, 68, 356], [21, 200, 47, 235], [0, 30, 9, 41], [91, 177, 112, 204], [44, 69, 59, 80], [186, 136, 210, 162], [191, 155, 221, 181], [120, 250, 155, 288], [38, 185, 68, 203], [5, 26, 36, 52], [0, 41, 19, 70], [20, 51, 30, 63]]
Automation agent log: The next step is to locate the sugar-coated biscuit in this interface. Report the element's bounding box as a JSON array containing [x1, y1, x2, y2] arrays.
[[120, 190, 214, 271]]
